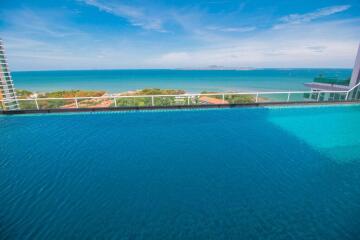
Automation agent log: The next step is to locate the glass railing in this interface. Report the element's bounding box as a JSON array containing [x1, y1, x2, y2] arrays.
[[346, 83, 360, 101], [0, 89, 355, 112], [1, 81, 360, 111]]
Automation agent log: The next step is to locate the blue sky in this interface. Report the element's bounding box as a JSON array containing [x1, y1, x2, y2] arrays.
[[1, 0, 360, 70]]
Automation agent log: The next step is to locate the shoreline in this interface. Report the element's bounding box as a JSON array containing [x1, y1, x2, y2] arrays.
[[13, 86, 308, 95], [12, 88, 266, 110]]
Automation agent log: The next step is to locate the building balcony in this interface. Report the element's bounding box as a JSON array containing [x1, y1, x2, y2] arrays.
[[313, 76, 350, 86], [0, 84, 15, 88], [304, 75, 352, 91]]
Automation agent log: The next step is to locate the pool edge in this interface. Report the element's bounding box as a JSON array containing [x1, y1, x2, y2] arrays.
[[1, 101, 360, 115]]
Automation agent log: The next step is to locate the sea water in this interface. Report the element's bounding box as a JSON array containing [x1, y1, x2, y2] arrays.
[[12, 68, 352, 93]]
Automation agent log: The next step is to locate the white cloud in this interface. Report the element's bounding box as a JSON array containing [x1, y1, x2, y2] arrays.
[[81, 0, 166, 32], [222, 27, 257, 33], [157, 52, 191, 63], [1, 9, 84, 38], [207, 26, 256, 33], [150, 19, 360, 69], [307, 46, 327, 53], [274, 5, 351, 29]]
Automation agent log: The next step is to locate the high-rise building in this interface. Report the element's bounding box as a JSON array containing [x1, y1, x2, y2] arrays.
[[305, 43, 360, 92], [0, 39, 19, 110], [350, 43, 360, 88]]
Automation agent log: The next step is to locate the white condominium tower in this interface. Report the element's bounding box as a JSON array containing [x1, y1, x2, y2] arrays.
[[350, 43, 360, 88], [0, 39, 19, 110]]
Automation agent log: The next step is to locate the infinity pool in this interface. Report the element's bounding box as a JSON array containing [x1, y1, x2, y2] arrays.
[[1, 105, 360, 239]]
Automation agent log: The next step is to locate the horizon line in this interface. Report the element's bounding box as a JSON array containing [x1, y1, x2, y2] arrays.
[[12, 67, 354, 73]]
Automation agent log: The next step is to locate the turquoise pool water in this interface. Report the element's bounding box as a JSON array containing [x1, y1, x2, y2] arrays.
[[1, 105, 360, 239]]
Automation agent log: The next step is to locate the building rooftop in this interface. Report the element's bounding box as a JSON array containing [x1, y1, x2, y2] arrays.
[[305, 43, 360, 91], [304, 82, 350, 91], [313, 76, 350, 86]]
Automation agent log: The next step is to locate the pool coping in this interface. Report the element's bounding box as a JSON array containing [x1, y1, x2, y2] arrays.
[[1, 100, 360, 115]]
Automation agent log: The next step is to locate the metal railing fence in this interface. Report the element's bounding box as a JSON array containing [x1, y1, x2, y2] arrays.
[[1, 82, 360, 111]]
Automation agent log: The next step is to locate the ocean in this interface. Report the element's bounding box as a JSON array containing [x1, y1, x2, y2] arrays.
[[12, 68, 352, 93]]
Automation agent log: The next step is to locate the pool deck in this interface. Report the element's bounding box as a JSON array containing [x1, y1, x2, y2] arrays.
[[1, 100, 359, 115]]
